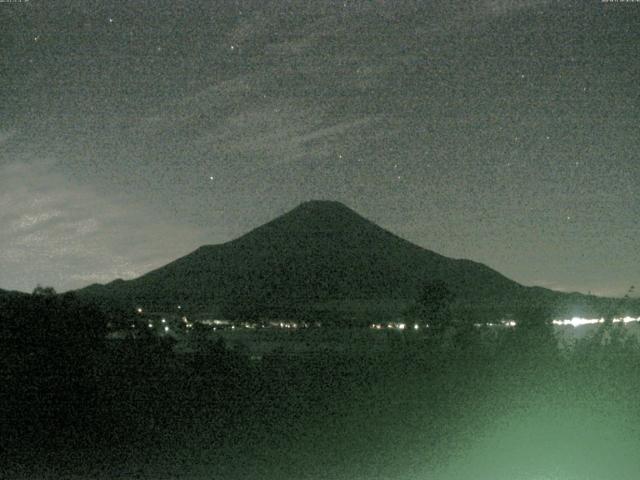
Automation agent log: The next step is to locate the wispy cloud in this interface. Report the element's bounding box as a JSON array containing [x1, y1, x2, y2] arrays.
[[484, 0, 556, 16], [0, 128, 18, 145], [0, 158, 208, 292], [130, 74, 382, 180]]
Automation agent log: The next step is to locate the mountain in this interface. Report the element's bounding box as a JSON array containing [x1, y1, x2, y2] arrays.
[[76, 201, 622, 321]]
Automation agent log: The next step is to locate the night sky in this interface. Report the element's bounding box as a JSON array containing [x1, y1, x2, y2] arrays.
[[1, 0, 639, 296]]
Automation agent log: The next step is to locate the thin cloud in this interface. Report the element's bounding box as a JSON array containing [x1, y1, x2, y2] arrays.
[[0, 128, 18, 145], [0, 158, 208, 292]]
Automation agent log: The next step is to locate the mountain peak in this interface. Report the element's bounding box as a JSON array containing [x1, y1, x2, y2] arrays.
[[234, 200, 376, 246], [294, 200, 353, 211], [77, 200, 558, 318], [284, 200, 363, 222], [287, 200, 366, 222]]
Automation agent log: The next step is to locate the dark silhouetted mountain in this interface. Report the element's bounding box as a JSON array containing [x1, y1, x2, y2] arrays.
[[76, 201, 624, 321]]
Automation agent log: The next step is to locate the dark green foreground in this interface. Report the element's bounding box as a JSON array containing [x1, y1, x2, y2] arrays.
[[2, 293, 640, 479]]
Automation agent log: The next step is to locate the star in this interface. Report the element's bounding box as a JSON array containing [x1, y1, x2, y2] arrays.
[[108, 17, 114, 23]]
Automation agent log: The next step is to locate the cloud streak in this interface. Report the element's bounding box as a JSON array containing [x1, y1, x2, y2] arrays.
[[0, 158, 209, 292]]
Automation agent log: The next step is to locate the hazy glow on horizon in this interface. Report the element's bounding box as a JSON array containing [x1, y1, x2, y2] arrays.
[[552, 316, 640, 327]]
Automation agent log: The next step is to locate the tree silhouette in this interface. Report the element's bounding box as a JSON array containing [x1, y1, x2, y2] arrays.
[[0, 289, 111, 444], [500, 301, 559, 369], [32, 284, 57, 297], [413, 280, 455, 333]]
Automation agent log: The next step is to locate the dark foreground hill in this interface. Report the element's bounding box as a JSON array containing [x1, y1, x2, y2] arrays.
[[0, 288, 27, 300], [77, 201, 628, 321]]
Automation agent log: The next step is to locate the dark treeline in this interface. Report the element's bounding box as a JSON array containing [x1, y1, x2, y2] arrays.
[[2, 288, 640, 479]]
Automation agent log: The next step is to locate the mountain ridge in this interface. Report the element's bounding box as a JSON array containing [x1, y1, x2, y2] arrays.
[[76, 201, 624, 321]]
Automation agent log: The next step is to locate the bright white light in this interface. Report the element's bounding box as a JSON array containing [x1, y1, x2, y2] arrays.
[[164, 326, 169, 332], [148, 323, 153, 328], [136, 307, 143, 314], [161, 318, 166, 324], [553, 317, 601, 327], [414, 324, 419, 330], [611, 316, 639, 324], [398, 323, 406, 330], [552, 316, 640, 327]]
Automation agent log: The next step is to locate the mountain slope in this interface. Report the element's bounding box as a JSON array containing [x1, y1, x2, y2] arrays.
[[76, 201, 606, 320]]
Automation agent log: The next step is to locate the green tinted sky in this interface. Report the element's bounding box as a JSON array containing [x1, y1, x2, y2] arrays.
[[1, 0, 639, 295]]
